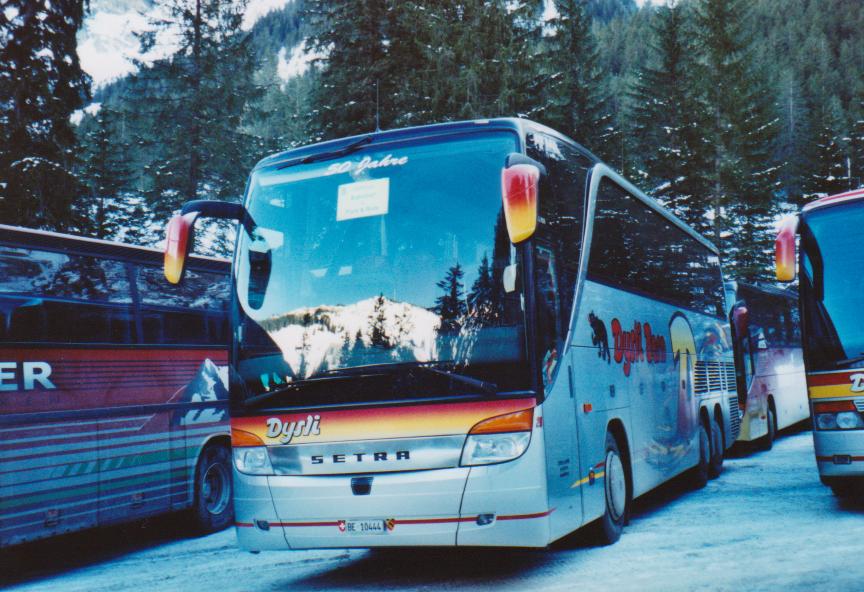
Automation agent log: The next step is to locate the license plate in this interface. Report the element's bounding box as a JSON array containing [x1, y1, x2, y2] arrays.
[[341, 519, 388, 535]]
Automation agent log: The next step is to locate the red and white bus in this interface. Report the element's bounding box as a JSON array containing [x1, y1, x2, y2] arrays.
[[776, 187, 864, 496], [729, 282, 808, 449], [166, 119, 736, 549], [0, 225, 232, 547]]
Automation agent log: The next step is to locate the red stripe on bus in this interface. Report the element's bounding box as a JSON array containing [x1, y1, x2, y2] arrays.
[[245, 509, 556, 529], [807, 372, 856, 387], [815, 456, 864, 462]]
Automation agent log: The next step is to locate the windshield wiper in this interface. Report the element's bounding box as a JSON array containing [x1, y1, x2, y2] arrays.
[[835, 354, 864, 368], [278, 135, 374, 170], [243, 361, 499, 408]]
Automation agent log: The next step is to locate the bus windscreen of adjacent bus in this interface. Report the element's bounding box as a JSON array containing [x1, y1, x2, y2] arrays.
[[233, 132, 532, 409], [800, 203, 864, 371]]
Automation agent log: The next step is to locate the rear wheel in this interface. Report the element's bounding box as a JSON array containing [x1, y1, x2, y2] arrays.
[[595, 431, 629, 545], [191, 442, 234, 533], [690, 422, 710, 489], [759, 408, 776, 451], [708, 416, 724, 478]]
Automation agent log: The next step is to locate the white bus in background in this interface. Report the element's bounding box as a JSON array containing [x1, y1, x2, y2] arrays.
[[165, 118, 737, 548], [728, 282, 808, 449]]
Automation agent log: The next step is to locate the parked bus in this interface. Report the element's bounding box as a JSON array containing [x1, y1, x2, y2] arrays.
[[165, 118, 737, 549], [728, 283, 808, 449], [776, 187, 864, 496], [0, 225, 232, 547]]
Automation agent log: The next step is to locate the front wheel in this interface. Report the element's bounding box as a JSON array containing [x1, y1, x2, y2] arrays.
[[595, 431, 629, 545], [191, 442, 234, 533]]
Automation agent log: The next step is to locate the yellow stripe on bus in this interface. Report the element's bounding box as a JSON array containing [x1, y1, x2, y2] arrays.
[[570, 471, 605, 489], [809, 384, 856, 399]]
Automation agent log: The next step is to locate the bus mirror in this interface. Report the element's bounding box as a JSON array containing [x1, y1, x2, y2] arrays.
[[775, 215, 798, 282], [164, 213, 198, 285], [247, 248, 272, 310], [502, 163, 540, 244], [733, 306, 749, 340]]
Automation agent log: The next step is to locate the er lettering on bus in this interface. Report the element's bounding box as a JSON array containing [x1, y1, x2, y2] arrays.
[[0, 362, 57, 392]]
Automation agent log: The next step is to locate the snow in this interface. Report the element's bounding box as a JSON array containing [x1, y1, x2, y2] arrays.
[[78, 0, 295, 87], [5, 429, 861, 591], [276, 40, 328, 84], [242, 0, 292, 31]]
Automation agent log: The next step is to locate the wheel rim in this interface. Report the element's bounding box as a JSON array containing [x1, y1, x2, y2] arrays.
[[202, 462, 230, 515], [605, 450, 627, 521]]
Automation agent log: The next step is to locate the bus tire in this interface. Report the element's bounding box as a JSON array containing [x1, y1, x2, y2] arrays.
[[595, 431, 629, 545], [759, 408, 776, 451], [689, 422, 710, 489], [708, 416, 724, 478], [191, 442, 234, 534], [826, 477, 859, 498]]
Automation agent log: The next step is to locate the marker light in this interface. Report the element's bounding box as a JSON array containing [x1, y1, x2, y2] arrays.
[[501, 164, 540, 244], [164, 212, 198, 284], [461, 409, 533, 466], [775, 215, 798, 282]]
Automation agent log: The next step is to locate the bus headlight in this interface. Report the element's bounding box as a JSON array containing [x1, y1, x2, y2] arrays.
[[836, 412, 864, 430], [233, 447, 275, 475], [461, 432, 531, 466], [814, 402, 864, 430]]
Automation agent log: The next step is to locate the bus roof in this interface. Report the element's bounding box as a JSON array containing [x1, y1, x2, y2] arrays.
[[254, 118, 603, 171], [0, 224, 229, 271], [802, 187, 864, 213]]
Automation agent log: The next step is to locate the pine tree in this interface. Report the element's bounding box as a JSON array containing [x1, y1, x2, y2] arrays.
[[629, 3, 712, 234], [76, 107, 135, 238], [693, 0, 778, 281], [467, 254, 496, 322], [534, 0, 609, 153], [804, 99, 851, 199], [851, 94, 864, 191], [434, 263, 467, 332], [368, 294, 392, 349], [304, 0, 390, 138], [774, 70, 812, 207], [130, 0, 261, 224], [0, 0, 90, 229]]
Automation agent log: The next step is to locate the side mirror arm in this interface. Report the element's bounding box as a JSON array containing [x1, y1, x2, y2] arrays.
[[181, 200, 256, 235]]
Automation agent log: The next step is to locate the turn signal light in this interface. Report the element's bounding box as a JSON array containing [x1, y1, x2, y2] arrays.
[[232, 428, 264, 447], [469, 409, 534, 435]]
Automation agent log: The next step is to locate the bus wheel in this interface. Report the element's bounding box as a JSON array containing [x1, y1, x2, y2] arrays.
[[192, 442, 234, 533], [759, 408, 776, 451], [596, 431, 629, 545], [689, 422, 710, 489], [708, 416, 724, 478]]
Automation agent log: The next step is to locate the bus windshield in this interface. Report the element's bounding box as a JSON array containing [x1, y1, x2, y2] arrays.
[[233, 131, 531, 407], [800, 202, 864, 370]]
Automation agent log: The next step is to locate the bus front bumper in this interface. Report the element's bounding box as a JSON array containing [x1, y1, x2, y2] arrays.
[[813, 430, 864, 477], [233, 461, 550, 550]]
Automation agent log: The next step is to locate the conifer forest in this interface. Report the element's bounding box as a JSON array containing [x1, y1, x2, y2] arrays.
[[2, 0, 864, 282]]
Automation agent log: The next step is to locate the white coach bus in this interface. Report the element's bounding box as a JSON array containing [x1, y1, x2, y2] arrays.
[[164, 118, 737, 549]]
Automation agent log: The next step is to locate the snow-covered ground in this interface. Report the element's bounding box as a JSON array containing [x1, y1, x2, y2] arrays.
[[3, 428, 863, 592]]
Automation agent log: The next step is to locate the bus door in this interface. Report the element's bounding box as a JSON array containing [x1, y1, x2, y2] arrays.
[[731, 302, 755, 412], [534, 245, 583, 531]]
